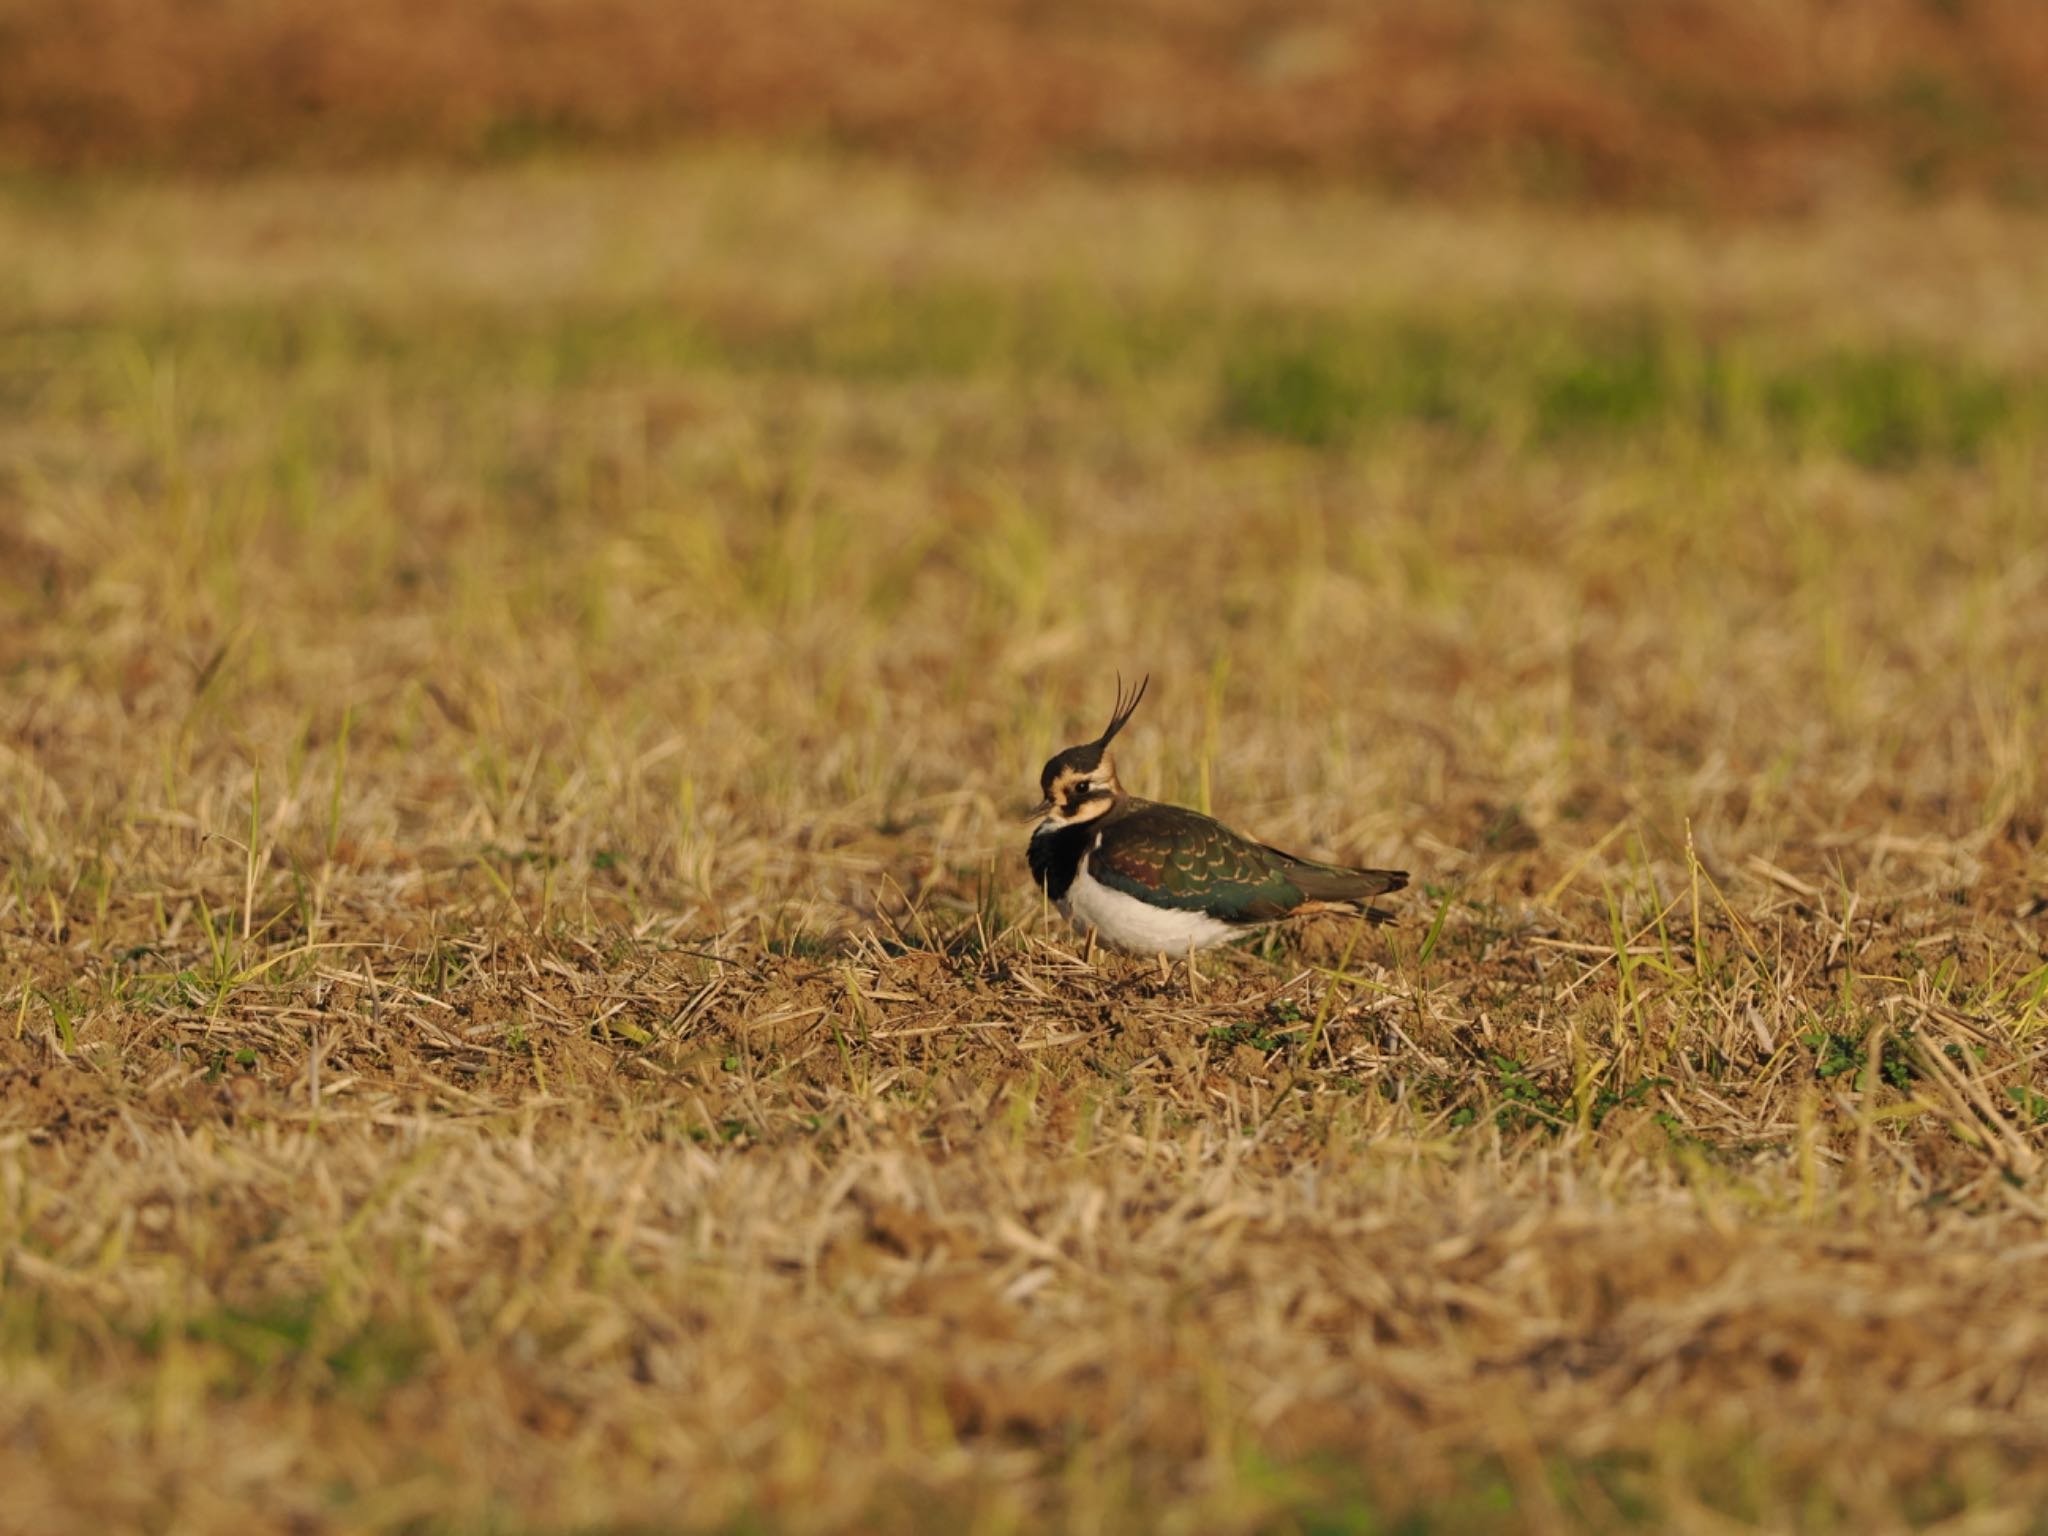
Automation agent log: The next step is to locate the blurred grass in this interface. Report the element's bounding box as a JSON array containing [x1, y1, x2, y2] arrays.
[[15, 289, 2042, 466], [3, 0, 2048, 210]]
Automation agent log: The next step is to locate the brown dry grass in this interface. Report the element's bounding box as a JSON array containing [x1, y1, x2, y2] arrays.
[[4, 155, 2048, 1532], [4, 0, 2048, 207]]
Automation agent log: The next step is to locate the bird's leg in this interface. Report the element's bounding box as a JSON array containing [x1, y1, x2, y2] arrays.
[[1084, 928, 1098, 967], [1186, 940, 1202, 1002], [1156, 951, 1171, 988]]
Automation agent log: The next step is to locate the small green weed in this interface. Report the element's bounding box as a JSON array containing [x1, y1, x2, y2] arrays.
[[1803, 1025, 1916, 1092]]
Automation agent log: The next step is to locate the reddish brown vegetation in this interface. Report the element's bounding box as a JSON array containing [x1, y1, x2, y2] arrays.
[[3, 0, 2047, 205]]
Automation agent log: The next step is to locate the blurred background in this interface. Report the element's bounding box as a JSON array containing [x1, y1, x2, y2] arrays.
[[4, 0, 2046, 206]]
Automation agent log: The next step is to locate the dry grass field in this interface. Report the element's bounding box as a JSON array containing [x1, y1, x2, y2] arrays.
[[4, 155, 2048, 1532], [5, 0, 2048, 209]]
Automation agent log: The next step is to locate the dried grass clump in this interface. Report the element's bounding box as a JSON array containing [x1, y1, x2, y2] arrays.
[[2, 158, 2047, 1531]]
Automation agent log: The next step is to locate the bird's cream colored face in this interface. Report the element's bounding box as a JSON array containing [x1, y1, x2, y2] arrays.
[[1031, 755, 1122, 830]]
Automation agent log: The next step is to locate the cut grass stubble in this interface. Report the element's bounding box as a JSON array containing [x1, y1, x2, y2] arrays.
[[3, 160, 2048, 1534]]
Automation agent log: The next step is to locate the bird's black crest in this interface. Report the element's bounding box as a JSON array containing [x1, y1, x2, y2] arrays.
[[1040, 672, 1150, 791]]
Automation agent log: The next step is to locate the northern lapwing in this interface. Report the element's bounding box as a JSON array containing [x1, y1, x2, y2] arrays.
[[1027, 675, 1407, 990]]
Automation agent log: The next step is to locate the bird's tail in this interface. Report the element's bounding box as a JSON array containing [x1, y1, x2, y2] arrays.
[[1284, 860, 1409, 924]]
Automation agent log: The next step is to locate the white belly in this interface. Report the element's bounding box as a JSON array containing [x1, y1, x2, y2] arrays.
[[1059, 852, 1243, 954]]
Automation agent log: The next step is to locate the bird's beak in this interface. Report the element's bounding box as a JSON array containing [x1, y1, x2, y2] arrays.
[[1024, 797, 1054, 823]]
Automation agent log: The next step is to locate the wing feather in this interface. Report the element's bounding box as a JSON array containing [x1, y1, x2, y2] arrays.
[[1089, 805, 1303, 923], [1089, 804, 1408, 925]]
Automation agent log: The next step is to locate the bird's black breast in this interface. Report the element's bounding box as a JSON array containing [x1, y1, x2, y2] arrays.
[[1028, 822, 1093, 902]]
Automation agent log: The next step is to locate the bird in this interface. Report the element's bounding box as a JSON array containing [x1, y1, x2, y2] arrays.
[[1026, 675, 1407, 989]]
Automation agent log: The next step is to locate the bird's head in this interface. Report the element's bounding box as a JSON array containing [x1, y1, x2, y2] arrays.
[[1028, 674, 1147, 831]]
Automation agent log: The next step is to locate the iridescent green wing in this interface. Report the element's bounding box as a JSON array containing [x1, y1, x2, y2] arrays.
[[1089, 805, 1304, 922]]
